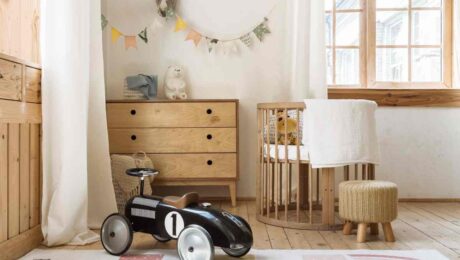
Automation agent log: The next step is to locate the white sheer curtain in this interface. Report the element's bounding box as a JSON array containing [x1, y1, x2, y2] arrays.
[[285, 0, 326, 99], [41, 0, 117, 246]]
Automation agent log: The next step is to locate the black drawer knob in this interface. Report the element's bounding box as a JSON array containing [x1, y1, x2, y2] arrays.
[[131, 135, 137, 141], [206, 109, 212, 114], [130, 109, 136, 115], [206, 134, 212, 140], [207, 160, 213, 165]]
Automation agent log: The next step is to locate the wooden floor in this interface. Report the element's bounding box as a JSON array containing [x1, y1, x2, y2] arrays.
[[45, 201, 460, 259]]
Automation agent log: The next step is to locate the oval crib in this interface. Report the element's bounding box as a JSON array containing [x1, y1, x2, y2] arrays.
[[256, 102, 376, 230]]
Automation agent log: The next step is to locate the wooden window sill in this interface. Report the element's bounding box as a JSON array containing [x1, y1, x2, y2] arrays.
[[328, 88, 460, 107]]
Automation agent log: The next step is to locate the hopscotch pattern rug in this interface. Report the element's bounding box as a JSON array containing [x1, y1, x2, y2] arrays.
[[22, 249, 448, 260]]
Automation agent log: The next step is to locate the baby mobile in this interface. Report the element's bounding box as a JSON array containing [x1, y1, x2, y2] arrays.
[[101, 0, 275, 55]]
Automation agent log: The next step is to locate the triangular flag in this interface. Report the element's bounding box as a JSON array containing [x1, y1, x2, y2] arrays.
[[253, 18, 271, 42], [240, 33, 252, 48], [111, 27, 123, 43], [138, 28, 148, 43], [101, 14, 108, 30], [223, 41, 239, 56], [207, 38, 219, 53], [125, 36, 137, 49], [185, 30, 202, 46], [174, 16, 187, 32]]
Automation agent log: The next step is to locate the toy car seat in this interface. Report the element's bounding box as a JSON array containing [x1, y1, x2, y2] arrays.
[[163, 192, 199, 209]]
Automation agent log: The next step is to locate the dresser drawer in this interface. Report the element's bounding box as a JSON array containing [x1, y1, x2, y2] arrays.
[[109, 128, 236, 153], [107, 102, 237, 128], [0, 59, 22, 101], [148, 153, 236, 180], [24, 67, 41, 103]]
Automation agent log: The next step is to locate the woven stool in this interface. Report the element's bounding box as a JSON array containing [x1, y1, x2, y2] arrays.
[[339, 181, 398, 243]]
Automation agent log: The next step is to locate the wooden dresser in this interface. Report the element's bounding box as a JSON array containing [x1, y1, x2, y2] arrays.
[[106, 99, 239, 206]]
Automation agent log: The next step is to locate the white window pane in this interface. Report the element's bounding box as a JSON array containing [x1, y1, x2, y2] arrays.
[[376, 11, 409, 45], [377, 0, 408, 8], [376, 48, 408, 81], [336, 48, 359, 84], [412, 10, 441, 45], [325, 14, 333, 46], [327, 48, 333, 84], [336, 13, 360, 46], [336, 0, 360, 9], [412, 48, 441, 82], [412, 0, 441, 7], [325, 0, 333, 11]]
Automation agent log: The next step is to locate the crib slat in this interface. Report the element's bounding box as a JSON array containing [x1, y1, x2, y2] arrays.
[[295, 108, 301, 222], [284, 109, 288, 220], [316, 169, 320, 205], [274, 109, 279, 219], [265, 109, 270, 216], [354, 164, 358, 180], [344, 165, 350, 181], [362, 164, 366, 180], [257, 109, 263, 215], [308, 164, 313, 224]]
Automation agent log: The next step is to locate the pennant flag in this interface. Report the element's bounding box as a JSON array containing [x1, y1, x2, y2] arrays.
[[185, 30, 202, 46], [151, 17, 166, 30], [101, 14, 108, 30], [125, 36, 137, 49], [207, 38, 219, 53], [138, 28, 148, 43], [174, 16, 187, 32], [166, 8, 175, 18], [253, 18, 271, 42], [240, 33, 253, 48], [223, 41, 239, 56], [111, 27, 123, 43]]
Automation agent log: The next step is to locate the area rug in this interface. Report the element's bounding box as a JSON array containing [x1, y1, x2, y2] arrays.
[[21, 249, 447, 260]]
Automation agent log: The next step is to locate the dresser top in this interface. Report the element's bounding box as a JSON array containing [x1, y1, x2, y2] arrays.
[[107, 99, 238, 103]]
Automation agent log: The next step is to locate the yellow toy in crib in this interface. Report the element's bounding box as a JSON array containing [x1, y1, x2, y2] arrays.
[[276, 111, 298, 145]]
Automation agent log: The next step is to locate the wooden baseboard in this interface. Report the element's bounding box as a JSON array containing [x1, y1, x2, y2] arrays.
[[0, 225, 43, 260], [202, 197, 460, 203]]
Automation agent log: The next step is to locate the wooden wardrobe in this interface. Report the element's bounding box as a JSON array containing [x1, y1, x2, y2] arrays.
[[0, 1, 42, 259]]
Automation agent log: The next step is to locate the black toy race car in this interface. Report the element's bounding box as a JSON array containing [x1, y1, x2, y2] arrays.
[[101, 168, 253, 260]]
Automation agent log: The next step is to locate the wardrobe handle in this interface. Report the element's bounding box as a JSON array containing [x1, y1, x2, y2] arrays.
[[207, 160, 213, 165], [206, 108, 212, 114], [131, 135, 137, 141], [206, 134, 212, 140], [130, 109, 136, 115]]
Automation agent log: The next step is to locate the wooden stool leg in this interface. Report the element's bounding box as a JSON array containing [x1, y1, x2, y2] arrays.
[[370, 223, 379, 235], [357, 223, 367, 243], [382, 222, 395, 242], [343, 221, 353, 235]]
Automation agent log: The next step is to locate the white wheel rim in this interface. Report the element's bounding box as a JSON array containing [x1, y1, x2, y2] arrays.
[[101, 215, 131, 255], [177, 225, 213, 260]]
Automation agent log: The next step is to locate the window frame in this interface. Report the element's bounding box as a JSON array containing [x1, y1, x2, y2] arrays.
[[326, 0, 453, 89]]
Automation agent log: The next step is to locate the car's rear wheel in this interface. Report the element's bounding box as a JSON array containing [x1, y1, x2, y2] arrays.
[[100, 213, 133, 256], [152, 234, 171, 243], [222, 246, 251, 258], [177, 225, 214, 260]]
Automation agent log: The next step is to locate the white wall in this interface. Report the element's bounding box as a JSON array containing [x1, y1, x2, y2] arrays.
[[102, 0, 460, 199]]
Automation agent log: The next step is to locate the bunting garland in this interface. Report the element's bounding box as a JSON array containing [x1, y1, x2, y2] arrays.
[[102, 1, 277, 55], [103, 15, 153, 49]]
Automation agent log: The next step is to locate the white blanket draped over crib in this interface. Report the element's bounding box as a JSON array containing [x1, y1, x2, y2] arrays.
[[303, 99, 380, 168]]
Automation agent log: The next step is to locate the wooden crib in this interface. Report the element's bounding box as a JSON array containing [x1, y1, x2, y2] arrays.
[[256, 102, 375, 230]]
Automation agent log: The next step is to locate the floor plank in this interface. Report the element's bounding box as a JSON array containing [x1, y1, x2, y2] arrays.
[[40, 201, 460, 258]]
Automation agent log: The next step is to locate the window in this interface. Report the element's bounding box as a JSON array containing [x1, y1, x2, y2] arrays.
[[325, 0, 453, 88]]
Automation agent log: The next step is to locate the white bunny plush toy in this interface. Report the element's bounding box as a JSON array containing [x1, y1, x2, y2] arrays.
[[164, 65, 188, 100]]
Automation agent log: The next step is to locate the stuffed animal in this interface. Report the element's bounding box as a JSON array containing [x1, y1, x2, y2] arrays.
[[164, 65, 187, 100], [276, 111, 298, 145]]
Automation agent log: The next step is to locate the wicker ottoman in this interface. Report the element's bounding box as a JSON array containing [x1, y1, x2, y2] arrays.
[[339, 181, 398, 243]]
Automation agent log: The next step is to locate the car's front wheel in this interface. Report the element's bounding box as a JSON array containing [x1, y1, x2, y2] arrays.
[[222, 246, 251, 258], [177, 225, 214, 260], [100, 213, 133, 256]]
